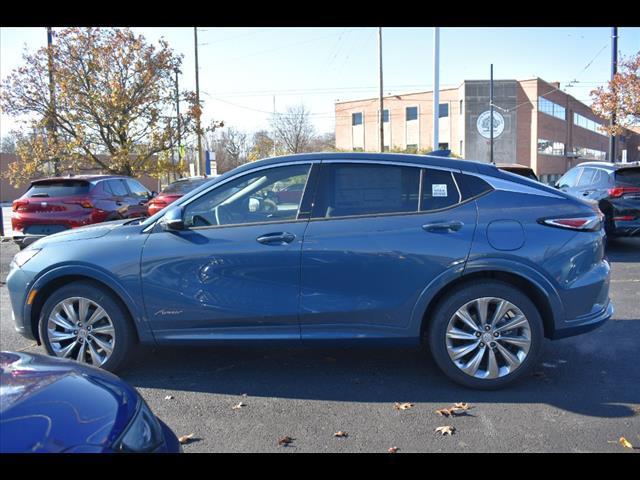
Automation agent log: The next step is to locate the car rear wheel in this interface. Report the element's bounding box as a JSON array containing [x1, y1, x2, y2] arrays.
[[427, 281, 543, 389], [39, 281, 136, 372]]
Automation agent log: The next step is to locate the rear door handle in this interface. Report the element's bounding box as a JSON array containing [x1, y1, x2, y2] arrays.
[[422, 221, 464, 233], [256, 232, 296, 245]]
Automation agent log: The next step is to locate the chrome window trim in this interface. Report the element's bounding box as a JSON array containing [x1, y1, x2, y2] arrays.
[[476, 173, 565, 199]]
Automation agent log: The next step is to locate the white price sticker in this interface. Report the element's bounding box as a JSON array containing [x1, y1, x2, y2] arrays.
[[432, 184, 448, 197]]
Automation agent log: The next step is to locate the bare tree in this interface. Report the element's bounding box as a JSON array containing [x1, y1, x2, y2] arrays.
[[205, 127, 249, 174], [270, 104, 315, 154], [308, 132, 335, 152], [1, 134, 17, 154]]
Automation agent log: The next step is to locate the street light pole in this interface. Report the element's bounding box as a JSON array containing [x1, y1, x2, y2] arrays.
[[608, 26, 618, 163], [432, 27, 440, 152], [194, 27, 204, 176]]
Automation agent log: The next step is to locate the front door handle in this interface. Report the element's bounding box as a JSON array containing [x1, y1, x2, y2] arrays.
[[256, 232, 296, 245], [422, 221, 464, 233]]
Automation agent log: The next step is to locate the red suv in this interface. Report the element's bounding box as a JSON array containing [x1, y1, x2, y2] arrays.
[[12, 175, 154, 248]]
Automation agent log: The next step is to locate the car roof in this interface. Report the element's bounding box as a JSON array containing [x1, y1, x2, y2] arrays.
[[31, 174, 130, 184], [235, 152, 500, 176]]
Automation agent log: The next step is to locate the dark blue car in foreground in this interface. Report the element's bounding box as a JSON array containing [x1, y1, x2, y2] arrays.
[[0, 351, 181, 453], [7, 153, 613, 389]]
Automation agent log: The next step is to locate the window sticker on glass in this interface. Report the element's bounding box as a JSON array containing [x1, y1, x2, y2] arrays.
[[432, 184, 448, 197]]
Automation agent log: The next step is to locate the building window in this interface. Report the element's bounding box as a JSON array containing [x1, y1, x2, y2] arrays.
[[459, 100, 463, 115], [406, 106, 418, 121], [538, 97, 566, 121], [459, 140, 463, 155], [573, 112, 605, 136], [575, 146, 607, 161], [439, 143, 449, 150], [406, 144, 418, 153], [538, 138, 565, 156], [352, 112, 363, 126], [438, 103, 449, 118], [382, 109, 389, 123]]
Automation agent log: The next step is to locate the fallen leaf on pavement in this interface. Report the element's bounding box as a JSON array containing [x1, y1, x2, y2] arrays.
[[278, 436, 294, 447], [388, 446, 399, 453], [619, 437, 633, 449], [435, 426, 455, 436], [453, 402, 471, 410], [232, 402, 246, 410], [436, 403, 472, 417], [435, 408, 457, 417], [394, 402, 414, 410], [164, 395, 174, 400], [334, 431, 348, 438], [178, 433, 195, 444]]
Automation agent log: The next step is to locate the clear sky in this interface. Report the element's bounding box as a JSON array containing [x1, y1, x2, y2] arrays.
[[1, 27, 639, 138]]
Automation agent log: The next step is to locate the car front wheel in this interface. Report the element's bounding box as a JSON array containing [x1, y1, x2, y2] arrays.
[[427, 281, 543, 389], [39, 281, 136, 372]]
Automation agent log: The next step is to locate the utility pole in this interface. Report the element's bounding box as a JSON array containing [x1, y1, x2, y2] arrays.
[[490, 63, 494, 164], [378, 27, 384, 153], [432, 27, 440, 152], [46, 27, 59, 176], [608, 26, 618, 163], [194, 27, 204, 176]]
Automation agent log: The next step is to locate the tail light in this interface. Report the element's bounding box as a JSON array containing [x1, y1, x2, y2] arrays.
[[608, 186, 640, 198], [12, 199, 28, 212], [539, 214, 603, 232], [64, 198, 94, 209]]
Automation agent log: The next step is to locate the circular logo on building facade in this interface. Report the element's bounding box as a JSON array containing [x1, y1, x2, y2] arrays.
[[476, 110, 505, 139]]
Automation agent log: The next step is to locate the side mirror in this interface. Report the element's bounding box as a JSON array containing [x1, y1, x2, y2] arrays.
[[149, 191, 158, 198], [160, 206, 185, 231]]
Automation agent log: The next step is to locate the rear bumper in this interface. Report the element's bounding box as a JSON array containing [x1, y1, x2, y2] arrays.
[[550, 300, 613, 339]]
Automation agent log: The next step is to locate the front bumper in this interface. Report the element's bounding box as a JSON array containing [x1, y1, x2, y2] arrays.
[[6, 264, 37, 341]]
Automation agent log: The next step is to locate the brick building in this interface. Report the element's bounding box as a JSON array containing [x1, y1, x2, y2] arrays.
[[335, 77, 640, 184]]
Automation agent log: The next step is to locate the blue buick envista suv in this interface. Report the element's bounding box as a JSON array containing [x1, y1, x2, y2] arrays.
[[7, 153, 613, 389]]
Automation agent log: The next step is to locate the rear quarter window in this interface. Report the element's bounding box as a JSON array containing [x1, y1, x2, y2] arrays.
[[26, 181, 90, 197], [453, 172, 493, 201]]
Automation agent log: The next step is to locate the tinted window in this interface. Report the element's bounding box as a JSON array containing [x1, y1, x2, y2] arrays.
[[126, 179, 150, 198], [557, 168, 581, 188], [108, 180, 128, 196], [183, 164, 310, 228], [453, 172, 493, 201], [615, 168, 640, 186], [421, 169, 461, 211], [576, 167, 596, 187], [26, 181, 89, 197], [312, 163, 420, 219]]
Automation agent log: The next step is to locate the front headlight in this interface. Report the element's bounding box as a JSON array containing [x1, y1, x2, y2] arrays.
[[11, 248, 41, 268], [113, 401, 164, 453]]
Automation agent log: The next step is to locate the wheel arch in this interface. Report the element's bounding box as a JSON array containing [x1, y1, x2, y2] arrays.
[[27, 267, 152, 344], [417, 266, 562, 341]]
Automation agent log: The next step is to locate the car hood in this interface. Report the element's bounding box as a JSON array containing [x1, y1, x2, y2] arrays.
[[30, 219, 133, 247], [0, 351, 139, 453]]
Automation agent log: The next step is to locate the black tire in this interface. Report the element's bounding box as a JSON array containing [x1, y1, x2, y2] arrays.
[[38, 281, 136, 373], [426, 280, 544, 390]]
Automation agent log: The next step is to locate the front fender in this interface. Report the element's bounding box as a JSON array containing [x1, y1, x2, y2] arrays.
[[25, 263, 156, 344]]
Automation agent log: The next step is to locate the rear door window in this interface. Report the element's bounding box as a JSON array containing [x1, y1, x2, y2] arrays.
[[125, 179, 150, 199], [421, 169, 461, 211], [311, 163, 420, 219], [576, 168, 597, 187], [26, 181, 90, 197], [108, 180, 129, 196]]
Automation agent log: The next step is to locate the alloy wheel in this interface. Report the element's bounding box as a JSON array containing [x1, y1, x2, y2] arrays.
[[445, 297, 531, 379], [47, 296, 115, 366]]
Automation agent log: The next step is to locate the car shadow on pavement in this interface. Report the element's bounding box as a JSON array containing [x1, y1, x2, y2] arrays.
[[122, 321, 640, 420]]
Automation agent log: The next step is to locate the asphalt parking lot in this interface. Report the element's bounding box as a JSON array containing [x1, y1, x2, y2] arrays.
[[1, 237, 638, 453]]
